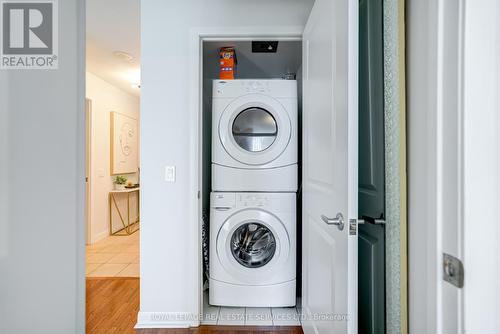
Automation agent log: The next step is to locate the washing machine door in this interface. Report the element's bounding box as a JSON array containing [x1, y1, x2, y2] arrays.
[[218, 94, 291, 166], [216, 209, 291, 284]]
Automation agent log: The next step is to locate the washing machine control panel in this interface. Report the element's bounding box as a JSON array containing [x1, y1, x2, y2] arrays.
[[212, 193, 236, 209], [237, 193, 269, 207], [241, 80, 271, 94], [211, 193, 269, 209]]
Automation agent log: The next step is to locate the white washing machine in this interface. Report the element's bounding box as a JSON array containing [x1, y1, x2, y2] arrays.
[[212, 79, 298, 192], [209, 192, 296, 307]]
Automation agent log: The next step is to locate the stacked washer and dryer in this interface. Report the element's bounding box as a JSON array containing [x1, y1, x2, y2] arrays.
[[209, 79, 298, 307]]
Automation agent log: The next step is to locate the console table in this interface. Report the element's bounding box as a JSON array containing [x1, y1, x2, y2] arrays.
[[109, 187, 140, 236]]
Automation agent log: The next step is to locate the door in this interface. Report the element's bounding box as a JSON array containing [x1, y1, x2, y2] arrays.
[[358, 0, 385, 220], [358, 0, 386, 332], [358, 223, 385, 333], [302, 0, 358, 333]]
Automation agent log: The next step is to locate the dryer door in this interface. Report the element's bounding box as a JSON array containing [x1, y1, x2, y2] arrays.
[[216, 209, 291, 284], [219, 94, 292, 166]]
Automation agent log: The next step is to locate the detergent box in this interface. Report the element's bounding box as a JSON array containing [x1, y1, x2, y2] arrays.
[[219, 47, 237, 80]]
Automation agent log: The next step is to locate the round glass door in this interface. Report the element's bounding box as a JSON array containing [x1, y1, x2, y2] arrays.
[[232, 107, 278, 152], [230, 222, 276, 268]]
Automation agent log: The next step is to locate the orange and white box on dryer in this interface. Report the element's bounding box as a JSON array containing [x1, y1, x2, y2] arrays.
[[219, 47, 237, 80]]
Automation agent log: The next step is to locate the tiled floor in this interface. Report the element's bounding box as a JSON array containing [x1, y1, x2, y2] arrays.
[[201, 291, 301, 326], [86, 231, 139, 277]]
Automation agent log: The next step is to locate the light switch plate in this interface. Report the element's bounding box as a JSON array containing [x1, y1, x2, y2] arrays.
[[165, 166, 176, 182]]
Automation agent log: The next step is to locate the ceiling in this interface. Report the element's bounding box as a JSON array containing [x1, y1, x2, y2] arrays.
[[86, 0, 140, 97], [86, 2, 303, 97]]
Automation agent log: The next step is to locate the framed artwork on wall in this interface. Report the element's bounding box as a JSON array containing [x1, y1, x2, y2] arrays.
[[110, 111, 138, 175]]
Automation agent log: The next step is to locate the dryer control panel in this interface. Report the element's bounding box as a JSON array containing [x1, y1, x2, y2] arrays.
[[215, 80, 270, 95], [212, 79, 297, 99], [242, 80, 271, 94]]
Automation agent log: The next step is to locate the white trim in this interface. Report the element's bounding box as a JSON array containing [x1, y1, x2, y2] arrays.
[[408, 0, 467, 332], [456, 1, 465, 331], [85, 98, 92, 245], [462, 0, 500, 332], [407, 0, 441, 331], [135, 312, 198, 329], [435, 0, 445, 330], [76, 0, 86, 332], [190, 26, 303, 41], [90, 229, 109, 244], [347, 0, 359, 333], [188, 26, 303, 324]]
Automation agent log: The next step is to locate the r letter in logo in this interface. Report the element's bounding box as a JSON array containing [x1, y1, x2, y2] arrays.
[[1, 0, 58, 69]]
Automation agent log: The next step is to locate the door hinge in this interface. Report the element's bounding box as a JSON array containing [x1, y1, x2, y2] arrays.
[[197, 191, 201, 199], [443, 253, 464, 288]]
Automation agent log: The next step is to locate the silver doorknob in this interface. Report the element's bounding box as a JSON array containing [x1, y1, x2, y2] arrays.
[[321, 213, 345, 231]]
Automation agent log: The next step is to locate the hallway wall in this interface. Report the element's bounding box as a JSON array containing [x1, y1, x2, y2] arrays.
[[86, 72, 140, 243]]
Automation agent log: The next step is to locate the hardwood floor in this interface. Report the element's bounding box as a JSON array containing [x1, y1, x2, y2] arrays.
[[86, 278, 140, 334], [86, 278, 303, 334]]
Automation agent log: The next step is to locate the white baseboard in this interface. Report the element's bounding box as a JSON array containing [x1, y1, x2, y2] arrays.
[[135, 312, 199, 329], [90, 229, 108, 244]]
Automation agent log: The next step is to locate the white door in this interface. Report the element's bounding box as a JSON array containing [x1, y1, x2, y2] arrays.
[[302, 0, 358, 333]]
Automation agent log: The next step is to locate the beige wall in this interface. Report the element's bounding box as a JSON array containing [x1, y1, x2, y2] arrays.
[[86, 72, 140, 243]]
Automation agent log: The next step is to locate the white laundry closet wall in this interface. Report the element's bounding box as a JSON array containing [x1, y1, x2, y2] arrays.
[[139, 0, 314, 328]]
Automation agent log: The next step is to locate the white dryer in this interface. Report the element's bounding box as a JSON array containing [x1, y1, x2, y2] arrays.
[[209, 192, 296, 307], [212, 79, 298, 192]]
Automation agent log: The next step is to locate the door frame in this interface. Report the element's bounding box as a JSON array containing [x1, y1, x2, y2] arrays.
[[188, 22, 408, 329], [85, 98, 92, 244], [188, 27, 303, 322]]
